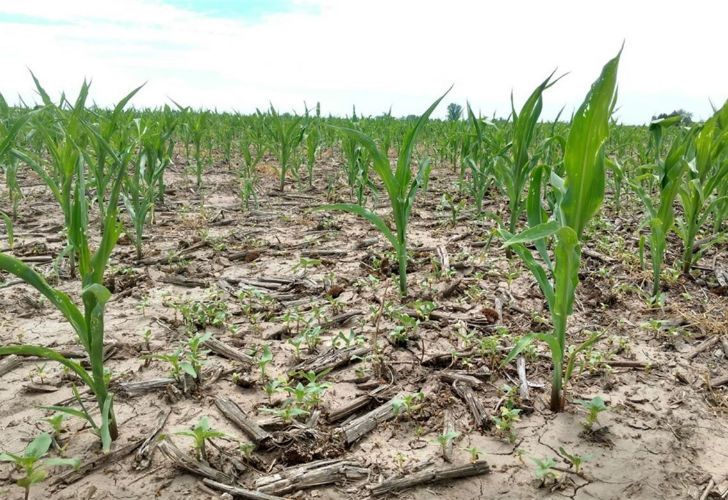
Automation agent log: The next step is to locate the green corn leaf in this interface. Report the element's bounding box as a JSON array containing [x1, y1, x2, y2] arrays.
[[504, 220, 560, 246], [500, 229, 555, 310], [315, 203, 398, 249], [99, 395, 114, 452], [502, 332, 560, 367], [40, 406, 97, 429], [552, 226, 581, 333], [560, 50, 621, 237], [0, 254, 86, 341], [396, 86, 452, 189], [0, 346, 94, 389], [527, 166, 552, 269]]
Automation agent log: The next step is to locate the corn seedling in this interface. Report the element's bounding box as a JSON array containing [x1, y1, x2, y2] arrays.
[[239, 125, 265, 209], [630, 115, 689, 299], [676, 101, 728, 272], [494, 72, 561, 235], [123, 109, 176, 258], [304, 102, 322, 187], [502, 51, 621, 412], [264, 105, 304, 191], [0, 78, 138, 450], [317, 89, 450, 295]]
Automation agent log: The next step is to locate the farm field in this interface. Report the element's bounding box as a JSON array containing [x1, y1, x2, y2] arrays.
[[0, 54, 727, 500]]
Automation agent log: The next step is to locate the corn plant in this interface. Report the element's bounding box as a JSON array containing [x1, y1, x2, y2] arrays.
[[340, 129, 374, 205], [143, 105, 177, 204], [317, 89, 450, 295], [304, 102, 321, 188], [502, 51, 621, 412], [238, 124, 265, 210], [264, 105, 304, 191], [85, 84, 144, 226], [494, 72, 561, 234], [0, 103, 30, 246], [121, 109, 176, 258], [190, 111, 208, 191], [630, 115, 689, 299], [676, 101, 728, 272], [464, 104, 500, 216], [0, 79, 135, 450]]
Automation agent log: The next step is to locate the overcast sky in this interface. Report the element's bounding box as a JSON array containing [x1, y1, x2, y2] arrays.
[[1, 0, 725, 124]]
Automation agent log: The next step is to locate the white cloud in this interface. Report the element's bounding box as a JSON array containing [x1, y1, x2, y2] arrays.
[[0, 0, 725, 123]]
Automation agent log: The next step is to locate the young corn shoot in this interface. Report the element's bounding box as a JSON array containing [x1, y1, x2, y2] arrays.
[[264, 105, 304, 191], [502, 50, 621, 412], [494, 72, 561, 235], [676, 100, 728, 272], [317, 89, 450, 295], [630, 115, 689, 299], [0, 78, 138, 450]]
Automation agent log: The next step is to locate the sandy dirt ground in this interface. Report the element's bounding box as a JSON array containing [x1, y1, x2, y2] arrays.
[[1, 150, 726, 499]]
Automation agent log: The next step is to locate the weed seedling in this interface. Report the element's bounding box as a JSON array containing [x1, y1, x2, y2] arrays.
[[464, 446, 481, 463], [0, 433, 79, 500], [239, 441, 255, 459], [558, 447, 590, 474], [533, 457, 559, 484], [578, 396, 607, 430], [175, 417, 226, 462], [257, 345, 273, 381], [434, 431, 461, 460], [31, 363, 48, 384], [141, 328, 153, 351], [492, 406, 521, 443], [392, 392, 425, 418], [45, 414, 67, 443], [287, 336, 304, 360]]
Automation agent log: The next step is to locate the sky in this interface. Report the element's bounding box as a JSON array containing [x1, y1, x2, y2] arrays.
[[0, 0, 726, 124]]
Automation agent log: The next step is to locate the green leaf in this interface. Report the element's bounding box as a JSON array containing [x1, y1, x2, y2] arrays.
[[0, 254, 86, 343], [502, 332, 560, 367], [40, 406, 97, 429], [560, 49, 621, 237], [44, 456, 81, 469], [0, 346, 94, 389], [500, 229, 555, 310], [180, 361, 197, 378], [99, 395, 114, 453], [396, 86, 452, 189], [552, 227, 581, 344], [315, 203, 398, 249], [24, 433, 52, 460], [527, 166, 551, 269], [504, 220, 560, 246]]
